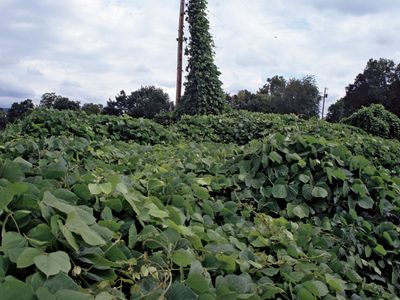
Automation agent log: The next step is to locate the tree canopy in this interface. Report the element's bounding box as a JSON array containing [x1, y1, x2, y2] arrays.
[[7, 99, 35, 123], [231, 75, 321, 118], [104, 86, 173, 118], [327, 58, 400, 122]]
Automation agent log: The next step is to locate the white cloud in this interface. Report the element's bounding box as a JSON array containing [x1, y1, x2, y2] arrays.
[[0, 0, 399, 110]]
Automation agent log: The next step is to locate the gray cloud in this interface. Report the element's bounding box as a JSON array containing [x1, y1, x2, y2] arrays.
[[0, 0, 398, 112]]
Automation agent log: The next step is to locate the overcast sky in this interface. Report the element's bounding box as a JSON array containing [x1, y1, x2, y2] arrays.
[[1, 0, 399, 109]]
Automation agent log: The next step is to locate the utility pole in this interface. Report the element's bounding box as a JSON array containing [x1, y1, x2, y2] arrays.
[[321, 87, 328, 119], [175, 0, 185, 106]]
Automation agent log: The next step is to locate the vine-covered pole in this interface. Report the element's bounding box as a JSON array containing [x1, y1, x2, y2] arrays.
[[175, 0, 185, 106]]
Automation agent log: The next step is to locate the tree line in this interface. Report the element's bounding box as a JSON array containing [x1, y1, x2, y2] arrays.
[[1, 0, 398, 128]]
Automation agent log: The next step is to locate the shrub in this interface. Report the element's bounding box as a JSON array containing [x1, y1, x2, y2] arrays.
[[342, 104, 400, 139]]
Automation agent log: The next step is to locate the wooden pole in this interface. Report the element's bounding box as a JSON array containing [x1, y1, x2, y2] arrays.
[[175, 0, 185, 106]]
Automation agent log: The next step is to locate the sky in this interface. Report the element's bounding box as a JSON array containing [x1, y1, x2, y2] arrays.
[[1, 0, 399, 110]]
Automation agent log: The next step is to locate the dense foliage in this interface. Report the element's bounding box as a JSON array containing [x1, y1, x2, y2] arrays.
[[179, 0, 227, 115], [0, 109, 399, 299], [232, 76, 321, 118], [327, 58, 400, 122], [342, 104, 400, 139], [104, 87, 173, 118], [6, 99, 35, 123]]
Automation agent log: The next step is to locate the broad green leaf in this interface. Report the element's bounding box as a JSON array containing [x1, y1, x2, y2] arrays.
[[99, 182, 112, 195], [297, 287, 316, 300], [374, 244, 387, 256], [325, 274, 345, 293], [0, 160, 24, 182], [0, 279, 35, 300], [16, 247, 42, 268], [34, 251, 71, 277], [54, 289, 93, 300], [0, 188, 14, 210], [357, 197, 374, 209], [1, 231, 28, 262], [65, 212, 105, 246], [128, 223, 137, 249], [272, 184, 287, 199], [187, 273, 210, 294], [172, 249, 196, 267], [165, 282, 197, 300], [311, 187, 328, 198], [303, 280, 329, 297], [88, 184, 102, 195], [35, 287, 56, 300], [59, 221, 80, 252]]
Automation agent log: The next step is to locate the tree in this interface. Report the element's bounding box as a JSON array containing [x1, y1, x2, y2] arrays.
[[53, 97, 80, 110], [0, 109, 7, 129], [104, 87, 173, 118], [82, 103, 103, 114], [326, 98, 346, 122], [7, 99, 35, 123], [231, 90, 272, 113], [40, 92, 58, 108], [282, 76, 320, 118], [329, 58, 400, 121], [40, 92, 80, 110], [179, 0, 227, 115], [256, 75, 320, 117]]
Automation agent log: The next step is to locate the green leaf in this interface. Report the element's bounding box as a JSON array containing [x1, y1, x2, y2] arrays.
[[34, 251, 71, 277], [172, 249, 196, 267], [325, 274, 345, 293], [0, 279, 35, 300], [1, 231, 28, 262], [269, 151, 282, 163], [287, 203, 309, 219], [374, 244, 387, 256], [166, 282, 197, 300], [59, 221, 80, 252], [297, 287, 316, 300], [0, 188, 14, 210], [99, 182, 112, 195], [187, 273, 210, 294], [0, 160, 24, 182], [311, 187, 328, 198], [65, 212, 105, 246], [357, 197, 374, 209], [88, 184, 102, 195], [303, 280, 329, 297], [128, 224, 137, 249], [298, 174, 310, 183], [54, 290, 93, 300], [16, 247, 42, 268], [272, 184, 287, 199], [35, 287, 56, 300]]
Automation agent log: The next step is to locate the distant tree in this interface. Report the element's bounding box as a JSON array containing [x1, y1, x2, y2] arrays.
[[178, 0, 227, 115], [248, 75, 320, 117], [40, 92, 58, 108], [282, 76, 320, 118], [104, 87, 173, 118], [326, 98, 346, 122], [82, 103, 103, 114], [231, 90, 272, 113], [0, 109, 7, 129], [40, 92, 80, 110], [388, 63, 400, 116], [7, 99, 35, 122], [53, 97, 80, 110], [258, 76, 286, 97], [339, 58, 399, 118]]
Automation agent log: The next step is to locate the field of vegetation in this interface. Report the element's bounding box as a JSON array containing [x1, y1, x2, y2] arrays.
[[0, 109, 399, 299]]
